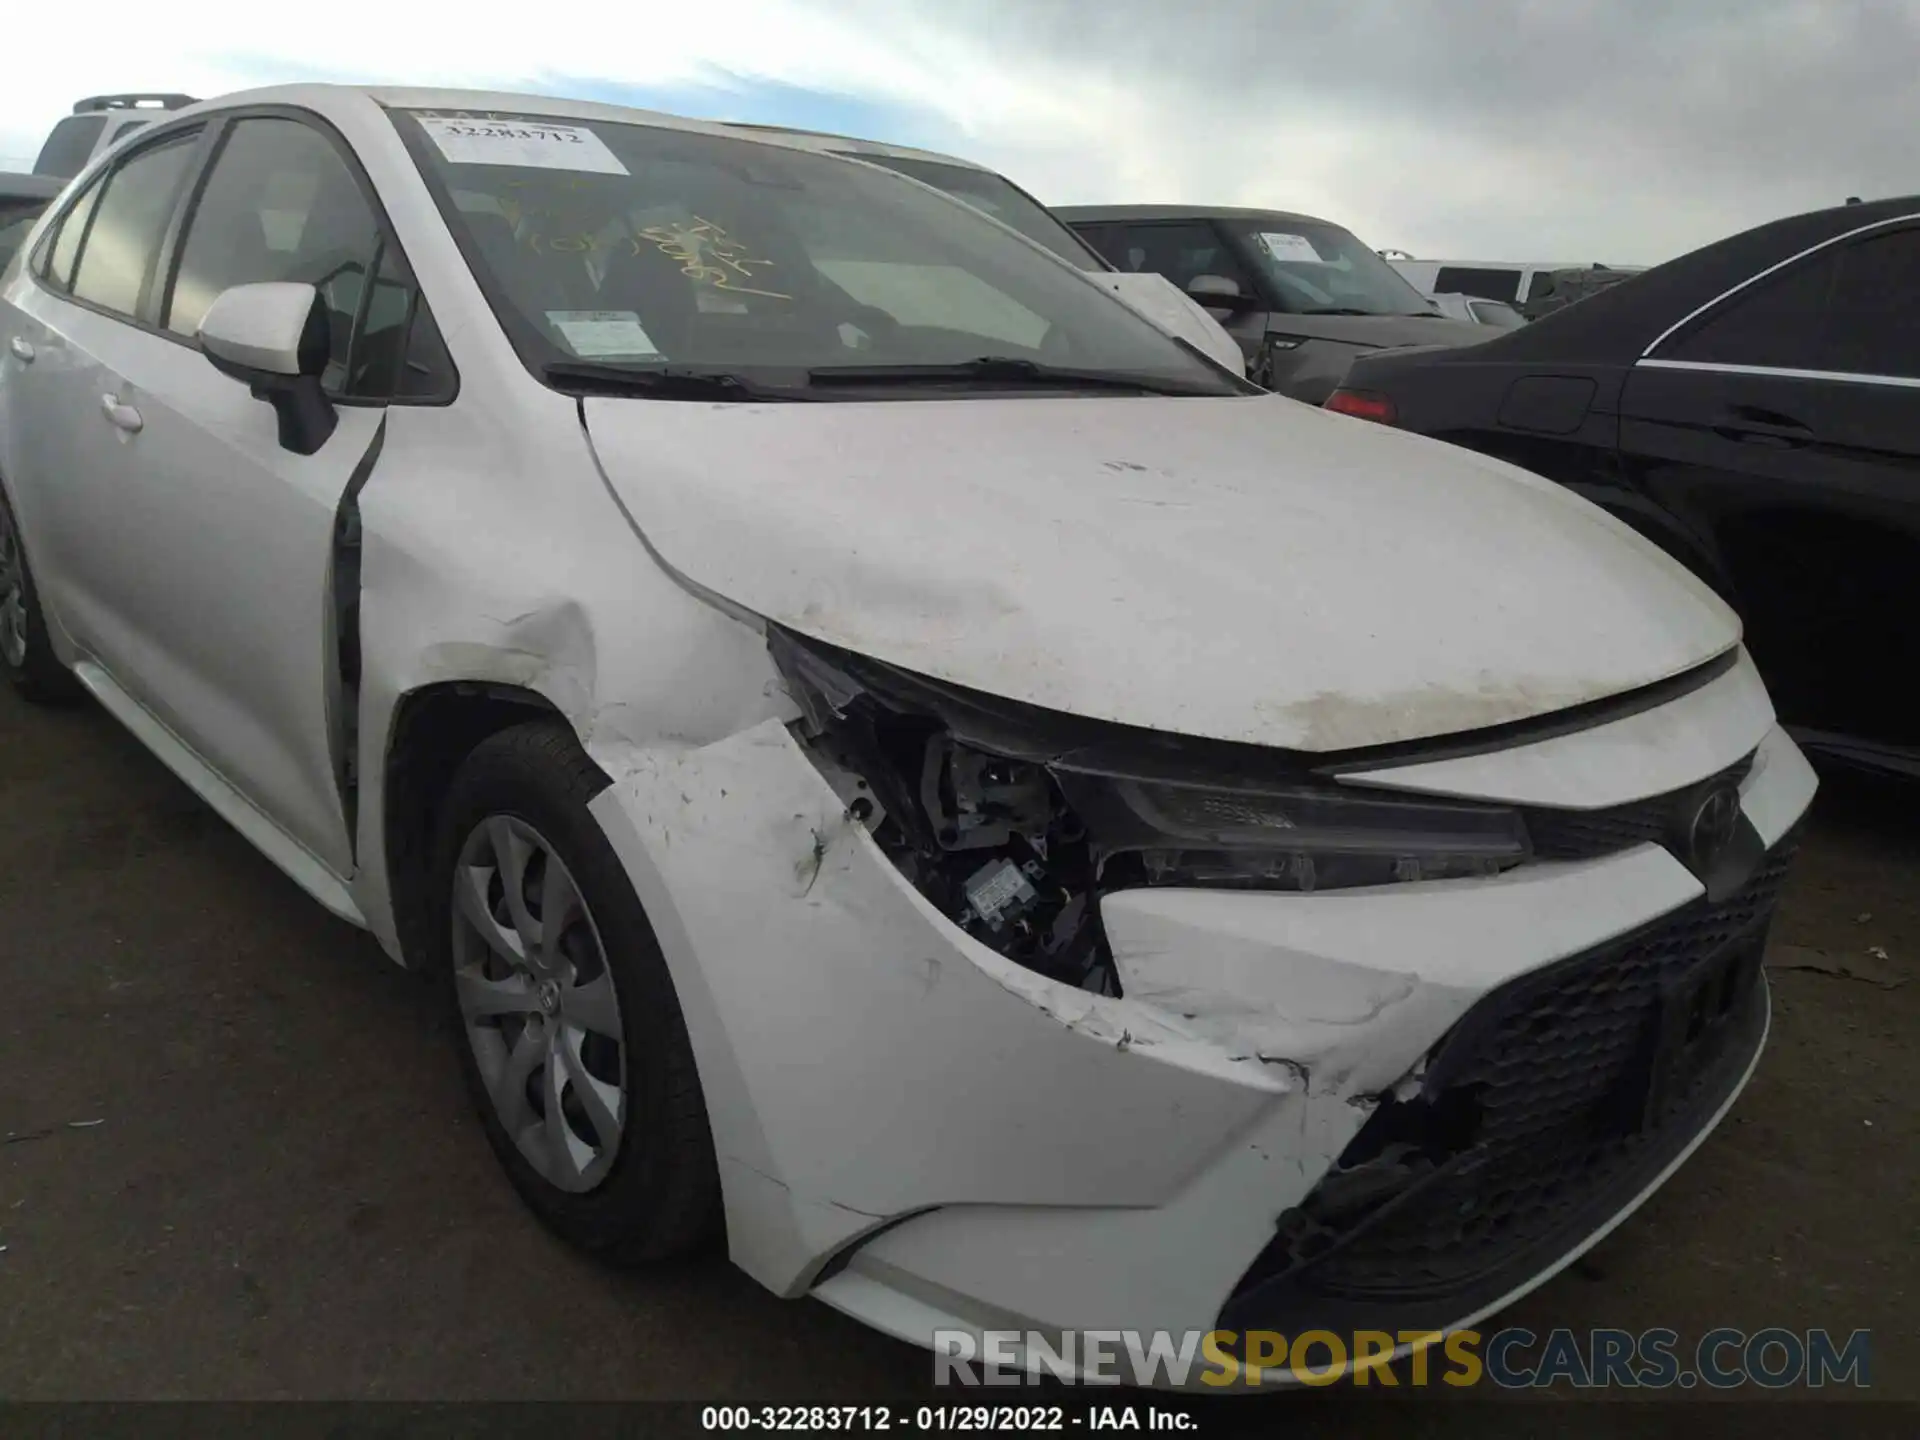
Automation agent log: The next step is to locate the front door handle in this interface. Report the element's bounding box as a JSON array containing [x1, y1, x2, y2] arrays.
[[1711, 404, 1813, 448], [100, 394, 143, 434], [6, 336, 31, 363]]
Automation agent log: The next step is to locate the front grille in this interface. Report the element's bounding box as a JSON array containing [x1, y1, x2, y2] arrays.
[[1221, 826, 1798, 1336], [1523, 752, 1755, 861]]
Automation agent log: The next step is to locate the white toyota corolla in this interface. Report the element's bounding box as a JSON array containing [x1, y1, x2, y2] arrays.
[[0, 85, 1815, 1381]]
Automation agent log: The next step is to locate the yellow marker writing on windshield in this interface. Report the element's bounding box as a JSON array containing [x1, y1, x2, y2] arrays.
[[637, 215, 790, 299]]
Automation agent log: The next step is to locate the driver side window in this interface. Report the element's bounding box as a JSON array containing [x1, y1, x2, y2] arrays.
[[163, 118, 383, 395]]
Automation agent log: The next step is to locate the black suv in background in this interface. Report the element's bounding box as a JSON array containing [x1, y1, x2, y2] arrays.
[[1330, 195, 1920, 781], [1058, 204, 1490, 402]]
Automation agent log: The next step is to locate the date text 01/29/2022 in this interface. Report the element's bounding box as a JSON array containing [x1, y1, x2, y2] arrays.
[[700, 1406, 1194, 1431]]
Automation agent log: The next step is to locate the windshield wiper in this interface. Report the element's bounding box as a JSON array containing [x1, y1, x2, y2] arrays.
[[805, 356, 1221, 397], [542, 360, 812, 402]]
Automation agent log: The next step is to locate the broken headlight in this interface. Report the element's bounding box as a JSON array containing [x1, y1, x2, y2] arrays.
[[1055, 768, 1531, 892], [770, 626, 1532, 996]]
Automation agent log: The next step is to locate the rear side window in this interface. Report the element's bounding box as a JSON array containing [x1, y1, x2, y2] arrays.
[[165, 118, 384, 394], [1433, 266, 1521, 302], [1663, 251, 1840, 370], [68, 133, 200, 320], [1820, 228, 1920, 379], [33, 115, 107, 179], [39, 174, 105, 291]]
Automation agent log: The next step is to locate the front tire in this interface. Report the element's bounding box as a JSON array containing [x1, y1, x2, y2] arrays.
[[431, 720, 721, 1262], [0, 488, 83, 705]]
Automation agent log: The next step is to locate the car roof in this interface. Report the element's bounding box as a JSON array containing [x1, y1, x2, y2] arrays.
[[1461, 192, 1920, 361], [1398, 258, 1641, 273], [153, 83, 835, 153], [710, 123, 992, 171], [367, 84, 797, 139], [1055, 203, 1342, 230], [121, 86, 1025, 185]]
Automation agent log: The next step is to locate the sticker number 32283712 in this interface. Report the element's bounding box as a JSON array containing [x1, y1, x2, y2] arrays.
[[416, 116, 631, 176]]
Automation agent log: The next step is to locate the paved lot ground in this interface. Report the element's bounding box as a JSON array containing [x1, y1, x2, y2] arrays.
[[1, 681, 1913, 1412]]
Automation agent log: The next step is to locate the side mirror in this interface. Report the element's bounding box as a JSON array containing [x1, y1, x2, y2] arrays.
[[1093, 272, 1248, 374], [1186, 273, 1244, 301], [198, 281, 337, 456], [1185, 273, 1251, 319]]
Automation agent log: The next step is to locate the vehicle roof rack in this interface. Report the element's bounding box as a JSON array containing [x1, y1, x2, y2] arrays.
[[72, 94, 197, 114]]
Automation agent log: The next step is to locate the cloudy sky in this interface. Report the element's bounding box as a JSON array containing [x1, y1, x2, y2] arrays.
[[3, 0, 1911, 265]]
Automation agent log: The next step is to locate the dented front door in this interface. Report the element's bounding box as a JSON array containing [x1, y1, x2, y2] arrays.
[[65, 110, 417, 880], [73, 308, 378, 877]]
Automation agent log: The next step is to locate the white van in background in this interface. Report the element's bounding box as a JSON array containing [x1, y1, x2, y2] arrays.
[[1389, 258, 1644, 308], [1423, 292, 1528, 328]]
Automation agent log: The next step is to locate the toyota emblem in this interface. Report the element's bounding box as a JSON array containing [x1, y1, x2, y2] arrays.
[[1683, 783, 1743, 873]]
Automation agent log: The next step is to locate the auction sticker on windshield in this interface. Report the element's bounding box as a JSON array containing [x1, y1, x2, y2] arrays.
[[548, 310, 661, 358], [1258, 231, 1323, 263], [416, 116, 630, 175]]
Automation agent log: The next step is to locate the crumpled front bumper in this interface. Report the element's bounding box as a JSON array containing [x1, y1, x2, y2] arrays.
[[583, 652, 1815, 1380]]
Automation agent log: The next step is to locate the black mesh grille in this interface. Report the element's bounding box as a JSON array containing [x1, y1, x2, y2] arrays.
[[1523, 752, 1755, 861], [1222, 826, 1798, 1334]]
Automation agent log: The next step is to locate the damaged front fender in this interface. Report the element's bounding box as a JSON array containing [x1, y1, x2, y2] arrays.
[[585, 717, 1291, 1294], [578, 698, 1723, 1310]]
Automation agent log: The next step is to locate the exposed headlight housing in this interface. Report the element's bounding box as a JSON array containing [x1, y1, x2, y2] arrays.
[[769, 626, 1533, 994]]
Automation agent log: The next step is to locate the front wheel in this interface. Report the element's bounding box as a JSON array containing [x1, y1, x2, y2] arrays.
[[431, 720, 721, 1262], [0, 488, 83, 704]]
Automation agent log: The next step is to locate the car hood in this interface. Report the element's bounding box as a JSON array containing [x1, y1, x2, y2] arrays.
[[582, 393, 1740, 753], [1270, 313, 1493, 351]]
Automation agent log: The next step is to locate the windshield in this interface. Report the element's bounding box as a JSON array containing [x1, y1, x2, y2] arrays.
[[835, 152, 1105, 271], [1221, 218, 1439, 317], [395, 110, 1231, 397]]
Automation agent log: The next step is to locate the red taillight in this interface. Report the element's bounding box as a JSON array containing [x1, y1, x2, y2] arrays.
[[1324, 388, 1397, 424]]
